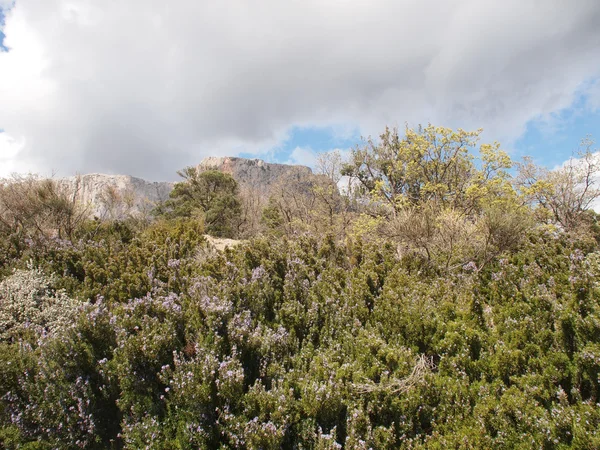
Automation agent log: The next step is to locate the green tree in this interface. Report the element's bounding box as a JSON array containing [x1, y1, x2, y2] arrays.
[[342, 124, 514, 216], [157, 167, 242, 238], [342, 124, 525, 271]]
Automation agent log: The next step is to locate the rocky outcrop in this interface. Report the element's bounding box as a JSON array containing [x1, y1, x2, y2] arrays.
[[58, 174, 174, 218], [197, 157, 313, 194], [58, 158, 315, 217]]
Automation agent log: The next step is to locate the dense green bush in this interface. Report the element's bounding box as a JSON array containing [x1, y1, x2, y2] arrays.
[[1, 224, 599, 448]]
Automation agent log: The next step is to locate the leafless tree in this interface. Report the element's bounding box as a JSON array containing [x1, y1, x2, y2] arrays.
[[316, 149, 344, 184], [516, 136, 600, 230], [97, 184, 136, 221], [0, 174, 90, 244]]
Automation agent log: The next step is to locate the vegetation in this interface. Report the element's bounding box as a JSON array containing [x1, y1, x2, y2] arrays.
[[1, 126, 599, 449], [156, 167, 242, 238]]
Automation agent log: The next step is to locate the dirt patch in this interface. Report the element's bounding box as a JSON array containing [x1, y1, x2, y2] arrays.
[[204, 235, 244, 251]]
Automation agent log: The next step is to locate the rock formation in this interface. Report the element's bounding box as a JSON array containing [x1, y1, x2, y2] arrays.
[[197, 157, 313, 194], [57, 157, 315, 217], [58, 174, 174, 219]]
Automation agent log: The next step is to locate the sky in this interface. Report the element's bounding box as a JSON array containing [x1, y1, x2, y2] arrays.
[[0, 0, 599, 181]]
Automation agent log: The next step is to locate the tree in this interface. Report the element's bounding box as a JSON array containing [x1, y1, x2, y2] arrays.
[[0, 175, 89, 245], [157, 167, 242, 238], [516, 136, 600, 231], [97, 184, 136, 222], [342, 124, 527, 271], [316, 150, 344, 184], [342, 124, 514, 217], [237, 185, 267, 238], [261, 172, 350, 237]]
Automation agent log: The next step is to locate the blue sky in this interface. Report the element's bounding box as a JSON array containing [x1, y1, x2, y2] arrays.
[[239, 126, 361, 166], [1, 1, 600, 180], [263, 96, 600, 170], [0, 9, 6, 51], [513, 90, 600, 168]]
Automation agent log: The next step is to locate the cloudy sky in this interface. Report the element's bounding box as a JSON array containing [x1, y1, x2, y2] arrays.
[[1, 0, 599, 181]]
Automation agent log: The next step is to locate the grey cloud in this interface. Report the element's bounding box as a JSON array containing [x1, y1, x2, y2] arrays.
[[1, 0, 599, 180]]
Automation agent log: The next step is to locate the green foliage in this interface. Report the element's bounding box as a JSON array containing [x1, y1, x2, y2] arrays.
[[157, 168, 242, 238], [2, 126, 600, 448], [342, 124, 513, 214], [2, 227, 598, 448], [18, 217, 206, 303]]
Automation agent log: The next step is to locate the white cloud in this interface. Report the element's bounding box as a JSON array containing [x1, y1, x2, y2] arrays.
[[287, 147, 318, 168], [1, 0, 600, 180], [584, 79, 600, 111], [0, 132, 26, 177], [286, 146, 351, 171]]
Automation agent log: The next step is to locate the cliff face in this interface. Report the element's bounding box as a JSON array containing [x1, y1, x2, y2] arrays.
[[58, 158, 314, 216], [59, 174, 174, 218], [197, 157, 313, 193]]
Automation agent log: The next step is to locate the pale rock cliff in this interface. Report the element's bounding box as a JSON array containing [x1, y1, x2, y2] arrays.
[[58, 158, 314, 217], [197, 157, 313, 193], [59, 174, 174, 218]]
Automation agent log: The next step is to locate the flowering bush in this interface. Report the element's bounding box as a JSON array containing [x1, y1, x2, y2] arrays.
[[1, 222, 600, 448], [0, 266, 83, 342]]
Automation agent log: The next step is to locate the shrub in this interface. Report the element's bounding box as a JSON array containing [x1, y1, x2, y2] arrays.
[[0, 266, 83, 342]]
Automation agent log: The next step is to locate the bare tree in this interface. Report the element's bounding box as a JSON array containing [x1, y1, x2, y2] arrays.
[[0, 174, 89, 244], [316, 149, 344, 184], [97, 184, 136, 221], [237, 185, 267, 237], [516, 136, 600, 230], [262, 172, 351, 237]]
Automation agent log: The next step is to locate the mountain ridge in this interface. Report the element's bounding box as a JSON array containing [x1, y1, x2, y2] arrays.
[[57, 157, 314, 217]]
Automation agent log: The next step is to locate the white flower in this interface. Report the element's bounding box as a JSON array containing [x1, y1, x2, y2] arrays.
[[0, 268, 84, 341]]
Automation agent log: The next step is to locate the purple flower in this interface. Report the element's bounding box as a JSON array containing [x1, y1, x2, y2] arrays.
[[463, 261, 478, 272], [251, 266, 267, 282], [167, 259, 181, 269]]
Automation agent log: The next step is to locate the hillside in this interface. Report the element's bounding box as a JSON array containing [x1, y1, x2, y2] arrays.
[[1, 125, 599, 449], [58, 173, 174, 218], [197, 157, 313, 193], [55, 157, 314, 218]]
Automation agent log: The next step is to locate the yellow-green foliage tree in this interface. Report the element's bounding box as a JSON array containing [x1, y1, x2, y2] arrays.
[[342, 125, 528, 271], [342, 124, 515, 215]]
